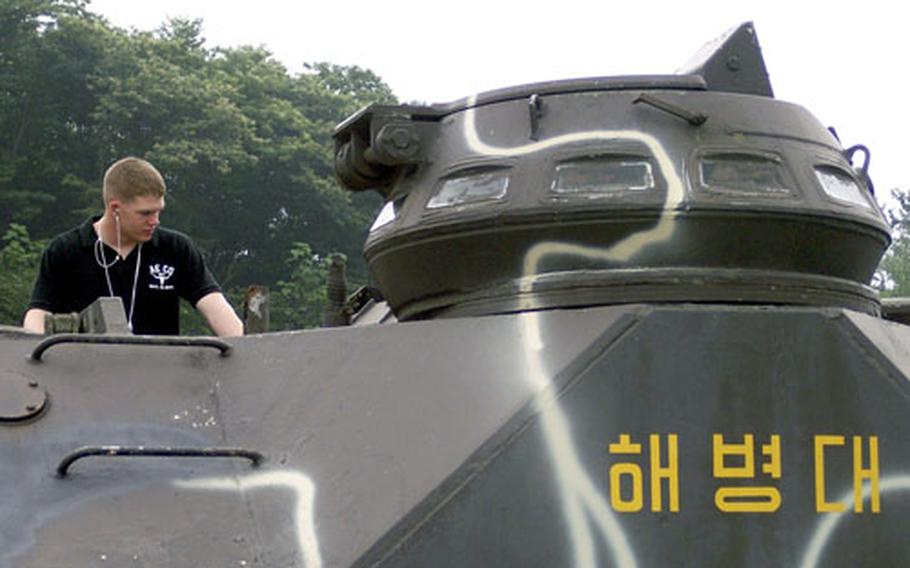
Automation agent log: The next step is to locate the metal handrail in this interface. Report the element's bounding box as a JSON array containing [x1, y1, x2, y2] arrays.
[[31, 334, 232, 362], [57, 446, 264, 477]]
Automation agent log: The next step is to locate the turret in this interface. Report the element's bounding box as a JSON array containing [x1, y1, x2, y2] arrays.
[[334, 23, 890, 321]]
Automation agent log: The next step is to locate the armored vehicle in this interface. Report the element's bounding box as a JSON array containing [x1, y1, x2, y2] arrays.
[[2, 23, 909, 567]]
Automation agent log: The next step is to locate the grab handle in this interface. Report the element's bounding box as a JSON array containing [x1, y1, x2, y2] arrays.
[[57, 445, 264, 477], [31, 334, 232, 362]]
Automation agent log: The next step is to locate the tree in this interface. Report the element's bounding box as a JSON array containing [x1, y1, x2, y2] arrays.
[[271, 243, 330, 330], [0, 224, 44, 325], [85, 30, 393, 290], [878, 188, 910, 296], [0, 2, 397, 330], [0, 1, 105, 233]]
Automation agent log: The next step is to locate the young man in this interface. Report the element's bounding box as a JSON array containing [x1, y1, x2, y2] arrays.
[[23, 157, 243, 336]]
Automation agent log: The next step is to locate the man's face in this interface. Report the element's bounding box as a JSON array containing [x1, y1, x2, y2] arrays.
[[114, 195, 165, 244]]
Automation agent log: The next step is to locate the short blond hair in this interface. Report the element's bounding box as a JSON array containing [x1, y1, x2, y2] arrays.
[[102, 157, 166, 203]]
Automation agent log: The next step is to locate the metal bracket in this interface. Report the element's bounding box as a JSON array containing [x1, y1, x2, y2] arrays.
[[633, 93, 707, 126], [528, 94, 544, 140]]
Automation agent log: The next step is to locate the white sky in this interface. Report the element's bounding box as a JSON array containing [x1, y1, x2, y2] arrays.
[[88, 0, 908, 203]]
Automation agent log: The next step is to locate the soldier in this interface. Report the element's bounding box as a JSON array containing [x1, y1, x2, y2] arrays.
[[23, 157, 243, 336]]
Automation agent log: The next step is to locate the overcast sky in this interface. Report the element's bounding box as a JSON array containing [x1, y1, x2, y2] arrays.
[[88, 0, 907, 204]]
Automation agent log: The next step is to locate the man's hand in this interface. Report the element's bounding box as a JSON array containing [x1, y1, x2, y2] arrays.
[[22, 308, 50, 334], [196, 292, 244, 337]]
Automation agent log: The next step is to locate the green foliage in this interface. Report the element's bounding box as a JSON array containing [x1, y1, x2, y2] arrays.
[[1, 0, 397, 331], [878, 188, 910, 296], [0, 224, 44, 325], [303, 62, 396, 103], [271, 243, 330, 331], [0, 1, 108, 233]]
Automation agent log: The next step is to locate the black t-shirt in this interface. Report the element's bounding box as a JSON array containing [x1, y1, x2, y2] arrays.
[[29, 217, 221, 335]]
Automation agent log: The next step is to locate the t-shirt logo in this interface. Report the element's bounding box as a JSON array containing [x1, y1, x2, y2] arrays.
[[149, 264, 176, 290]]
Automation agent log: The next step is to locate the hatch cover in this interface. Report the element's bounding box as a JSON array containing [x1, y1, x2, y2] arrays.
[[0, 371, 48, 422]]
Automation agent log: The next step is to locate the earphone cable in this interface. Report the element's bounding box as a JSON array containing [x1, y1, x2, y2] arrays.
[[94, 213, 141, 331]]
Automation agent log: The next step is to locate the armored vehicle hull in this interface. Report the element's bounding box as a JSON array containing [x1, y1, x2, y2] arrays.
[[2, 22, 908, 567], [3, 304, 910, 566]]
